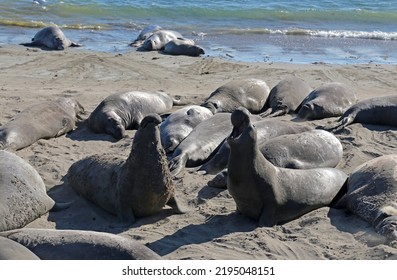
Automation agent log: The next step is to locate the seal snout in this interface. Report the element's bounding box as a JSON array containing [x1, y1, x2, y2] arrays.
[[230, 107, 250, 139], [140, 114, 162, 128]]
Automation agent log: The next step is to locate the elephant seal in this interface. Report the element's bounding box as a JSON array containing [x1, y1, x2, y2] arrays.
[[0, 236, 40, 260], [0, 228, 161, 260], [201, 78, 270, 114], [227, 107, 348, 226], [21, 26, 82, 50], [163, 38, 205, 57], [206, 129, 343, 188], [335, 154, 397, 240], [0, 97, 84, 151], [296, 82, 357, 120], [130, 25, 163, 47], [322, 95, 397, 131], [168, 112, 253, 177], [0, 150, 64, 232], [260, 76, 312, 118], [69, 114, 185, 224], [142, 29, 184, 51], [199, 118, 313, 175], [87, 91, 173, 139], [160, 105, 213, 153]]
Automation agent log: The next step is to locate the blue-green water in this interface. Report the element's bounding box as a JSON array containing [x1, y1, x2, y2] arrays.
[[1, 0, 397, 64]]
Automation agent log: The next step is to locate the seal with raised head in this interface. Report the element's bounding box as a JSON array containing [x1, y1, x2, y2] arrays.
[[334, 154, 397, 240], [0, 228, 161, 260], [199, 118, 313, 175], [227, 107, 348, 226], [296, 82, 357, 120], [142, 29, 184, 51], [201, 78, 270, 114], [163, 38, 205, 57], [0, 150, 66, 232], [21, 26, 82, 50], [68, 114, 185, 224], [260, 76, 312, 118], [87, 91, 173, 139], [160, 105, 213, 153], [0, 97, 84, 151], [322, 95, 397, 132]]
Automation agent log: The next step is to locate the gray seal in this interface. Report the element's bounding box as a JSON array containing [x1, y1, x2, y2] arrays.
[[0, 228, 161, 260], [335, 154, 397, 240], [260, 76, 312, 118], [199, 118, 313, 175], [160, 105, 213, 153], [0, 97, 84, 151], [142, 30, 184, 51], [0, 150, 64, 232], [296, 82, 357, 120], [163, 38, 205, 57], [322, 95, 397, 131], [227, 107, 348, 226], [201, 78, 270, 114], [87, 91, 173, 139], [68, 114, 185, 224], [21, 26, 82, 50]]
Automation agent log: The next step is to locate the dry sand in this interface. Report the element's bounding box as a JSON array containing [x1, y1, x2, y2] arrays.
[[1, 44, 397, 260]]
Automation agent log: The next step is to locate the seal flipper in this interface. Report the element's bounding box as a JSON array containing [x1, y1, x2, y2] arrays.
[[50, 201, 73, 212], [259, 108, 273, 118], [70, 41, 82, 47], [168, 153, 188, 177], [167, 196, 186, 214]]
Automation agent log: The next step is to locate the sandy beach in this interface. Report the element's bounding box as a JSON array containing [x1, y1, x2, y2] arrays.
[[1, 44, 397, 260]]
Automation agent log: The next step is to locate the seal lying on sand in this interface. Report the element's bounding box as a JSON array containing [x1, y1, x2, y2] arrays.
[[227, 107, 347, 226], [142, 30, 184, 51], [201, 78, 270, 114], [68, 114, 185, 224], [0, 228, 161, 260], [163, 38, 205, 57], [87, 91, 173, 139], [260, 76, 312, 118], [296, 82, 357, 120], [21, 26, 82, 50], [199, 118, 313, 175], [0, 236, 40, 260], [0, 97, 84, 151], [0, 150, 67, 232], [160, 105, 213, 153], [130, 25, 163, 47], [322, 95, 397, 132], [334, 154, 397, 240]]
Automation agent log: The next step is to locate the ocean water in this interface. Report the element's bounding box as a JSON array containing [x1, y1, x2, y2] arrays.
[[1, 0, 397, 64]]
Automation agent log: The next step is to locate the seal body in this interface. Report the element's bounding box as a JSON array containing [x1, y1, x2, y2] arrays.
[[131, 25, 163, 47], [87, 91, 173, 139], [297, 82, 357, 120], [142, 30, 184, 51], [227, 107, 347, 226], [168, 112, 237, 177], [0, 236, 40, 260], [0, 228, 161, 260], [199, 118, 313, 175], [0, 97, 84, 151], [261, 76, 312, 118], [21, 26, 81, 50], [335, 154, 397, 240], [323, 95, 397, 131], [261, 129, 343, 169], [160, 105, 213, 153], [69, 114, 184, 224], [201, 78, 270, 114], [0, 150, 56, 232], [163, 38, 205, 57]]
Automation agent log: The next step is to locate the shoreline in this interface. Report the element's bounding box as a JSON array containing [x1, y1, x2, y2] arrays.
[[1, 44, 397, 259]]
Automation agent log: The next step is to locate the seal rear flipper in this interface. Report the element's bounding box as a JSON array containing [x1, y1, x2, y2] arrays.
[[50, 201, 73, 212], [70, 42, 82, 47], [167, 196, 187, 214], [259, 108, 273, 118]]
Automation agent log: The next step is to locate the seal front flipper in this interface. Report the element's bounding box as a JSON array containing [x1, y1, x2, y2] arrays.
[[168, 153, 188, 177], [167, 195, 187, 214], [50, 201, 73, 212]]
